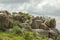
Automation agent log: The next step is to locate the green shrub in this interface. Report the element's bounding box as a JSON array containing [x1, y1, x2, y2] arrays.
[[7, 26, 22, 35], [22, 31, 35, 40], [18, 12, 31, 20], [9, 19, 20, 28], [57, 36, 60, 40]]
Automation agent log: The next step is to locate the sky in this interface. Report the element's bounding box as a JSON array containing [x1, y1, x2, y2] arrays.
[[0, 0, 60, 30]]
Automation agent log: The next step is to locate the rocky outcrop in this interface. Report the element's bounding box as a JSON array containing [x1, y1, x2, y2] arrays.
[[44, 18, 56, 28], [31, 20, 49, 30], [0, 10, 10, 16], [28, 16, 58, 40], [0, 13, 9, 31], [18, 23, 32, 31], [0, 10, 59, 40], [32, 29, 49, 37], [48, 28, 59, 40], [18, 16, 59, 40], [30, 16, 56, 29]]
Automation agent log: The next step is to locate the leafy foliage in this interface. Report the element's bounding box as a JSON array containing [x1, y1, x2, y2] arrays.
[[18, 12, 31, 20], [0, 31, 50, 40]]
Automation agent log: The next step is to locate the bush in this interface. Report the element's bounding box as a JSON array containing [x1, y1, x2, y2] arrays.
[[22, 31, 35, 40], [9, 19, 20, 28], [7, 26, 22, 35], [57, 36, 60, 40], [18, 12, 31, 20]]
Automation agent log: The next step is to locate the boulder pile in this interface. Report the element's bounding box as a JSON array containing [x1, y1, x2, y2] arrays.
[[29, 16, 59, 40], [20, 16, 59, 40], [0, 10, 10, 31], [0, 10, 59, 40]]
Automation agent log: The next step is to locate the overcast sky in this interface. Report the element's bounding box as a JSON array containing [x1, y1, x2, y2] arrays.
[[0, 0, 60, 30]]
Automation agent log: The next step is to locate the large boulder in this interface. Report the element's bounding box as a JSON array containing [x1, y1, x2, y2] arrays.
[[32, 16, 45, 23], [44, 18, 56, 28], [18, 23, 32, 31], [31, 20, 49, 30], [0, 13, 9, 31], [48, 28, 59, 40], [32, 29, 49, 37], [31, 20, 41, 29], [39, 23, 49, 30], [32, 28, 59, 40], [0, 10, 10, 16]]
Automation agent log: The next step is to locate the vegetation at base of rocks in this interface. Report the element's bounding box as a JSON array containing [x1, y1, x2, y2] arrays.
[[0, 31, 49, 40], [0, 28, 60, 40], [0, 25, 48, 40]]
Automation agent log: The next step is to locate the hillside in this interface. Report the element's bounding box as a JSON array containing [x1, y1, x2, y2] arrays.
[[0, 10, 60, 40]]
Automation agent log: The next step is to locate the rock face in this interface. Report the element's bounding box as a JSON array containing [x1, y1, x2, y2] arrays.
[[44, 18, 56, 28], [18, 23, 32, 31], [32, 29, 49, 37], [31, 20, 40, 29], [29, 16, 58, 40], [0, 10, 10, 16], [31, 17, 43, 29], [0, 13, 9, 31], [31, 20, 49, 30], [31, 16, 56, 29], [48, 28, 59, 40]]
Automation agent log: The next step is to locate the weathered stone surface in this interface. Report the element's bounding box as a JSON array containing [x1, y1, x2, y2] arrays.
[[31, 19, 43, 29], [39, 23, 49, 30], [32, 29, 49, 37], [48, 28, 59, 40], [0, 10, 10, 16], [31, 16, 56, 29], [31, 19, 49, 30], [32, 16, 45, 23], [44, 18, 56, 28], [18, 23, 32, 31], [0, 13, 9, 31], [29, 16, 58, 40], [32, 28, 59, 40], [31, 20, 39, 29]]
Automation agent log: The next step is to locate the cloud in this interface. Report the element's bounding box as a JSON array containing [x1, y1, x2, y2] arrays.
[[0, 0, 60, 16], [0, 4, 19, 12], [26, 0, 60, 16], [0, 0, 60, 29], [0, 0, 30, 3], [55, 16, 60, 30]]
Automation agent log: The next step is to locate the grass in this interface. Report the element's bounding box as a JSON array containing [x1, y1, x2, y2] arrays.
[[0, 32, 50, 40], [0, 32, 25, 40]]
